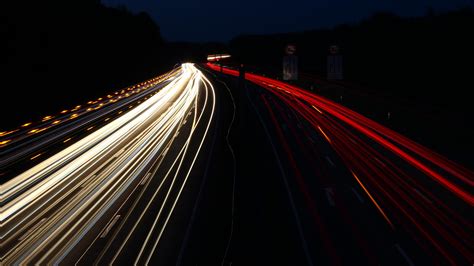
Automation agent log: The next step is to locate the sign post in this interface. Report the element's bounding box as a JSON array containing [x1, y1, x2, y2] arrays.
[[327, 45, 343, 80]]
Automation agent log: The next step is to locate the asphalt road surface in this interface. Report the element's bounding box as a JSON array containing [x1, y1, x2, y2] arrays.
[[1, 63, 472, 265], [205, 63, 473, 265], [1, 64, 232, 265]]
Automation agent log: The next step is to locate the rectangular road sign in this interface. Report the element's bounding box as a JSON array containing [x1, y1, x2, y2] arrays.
[[283, 55, 298, 81], [327, 55, 343, 80]]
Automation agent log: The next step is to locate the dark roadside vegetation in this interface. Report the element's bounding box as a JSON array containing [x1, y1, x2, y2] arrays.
[[3, 1, 473, 167], [3, 0, 163, 129], [2, 0, 224, 130]]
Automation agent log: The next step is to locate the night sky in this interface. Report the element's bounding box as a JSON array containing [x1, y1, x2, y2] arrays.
[[103, 0, 472, 42]]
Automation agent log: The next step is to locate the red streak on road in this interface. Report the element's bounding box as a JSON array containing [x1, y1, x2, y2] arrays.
[[206, 62, 474, 264], [206, 62, 473, 205]]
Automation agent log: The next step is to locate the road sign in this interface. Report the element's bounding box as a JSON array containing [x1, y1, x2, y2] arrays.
[[327, 55, 343, 80], [329, 45, 339, 55], [285, 44, 296, 55], [283, 55, 298, 81]]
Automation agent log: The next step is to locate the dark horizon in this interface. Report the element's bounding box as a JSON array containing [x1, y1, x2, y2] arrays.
[[102, 0, 473, 42]]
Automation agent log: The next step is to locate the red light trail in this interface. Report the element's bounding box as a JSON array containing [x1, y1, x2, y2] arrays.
[[207, 62, 474, 264]]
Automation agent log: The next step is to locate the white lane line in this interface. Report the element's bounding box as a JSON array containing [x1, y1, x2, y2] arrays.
[[18, 218, 47, 241], [312, 105, 323, 114], [413, 189, 432, 204], [80, 175, 96, 188], [140, 173, 152, 186], [325, 156, 335, 167], [100, 215, 121, 238], [113, 149, 125, 158], [394, 244, 415, 266], [351, 187, 365, 203], [325, 188, 335, 206], [374, 157, 386, 167]]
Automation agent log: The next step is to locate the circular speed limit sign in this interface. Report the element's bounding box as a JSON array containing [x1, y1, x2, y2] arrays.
[[285, 45, 296, 55]]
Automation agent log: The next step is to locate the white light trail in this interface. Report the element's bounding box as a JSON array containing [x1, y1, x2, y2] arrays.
[[0, 64, 217, 265]]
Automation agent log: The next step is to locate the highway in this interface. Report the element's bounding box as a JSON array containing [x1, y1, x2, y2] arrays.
[[1, 61, 472, 265], [206, 63, 473, 265], [0, 63, 220, 265]]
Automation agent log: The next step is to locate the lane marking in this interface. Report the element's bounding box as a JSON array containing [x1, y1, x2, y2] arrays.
[[113, 149, 125, 158], [394, 244, 415, 266], [325, 156, 335, 167], [80, 175, 97, 188], [351, 171, 394, 229], [351, 187, 365, 203], [413, 189, 432, 204], [30, 153, 42, 160], [18, 218, 47, 241], [140, 173, 152, 186], [100, 215, 121, 238], [325, 188, 336, 206], [374, 157, 386, 167], [317, 126, 332, 144], [312, 105, 323, 114]]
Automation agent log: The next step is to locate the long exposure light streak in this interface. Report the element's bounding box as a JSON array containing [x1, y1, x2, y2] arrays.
[[0, 64, 216, 265], [207, 63, 474, 265]]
